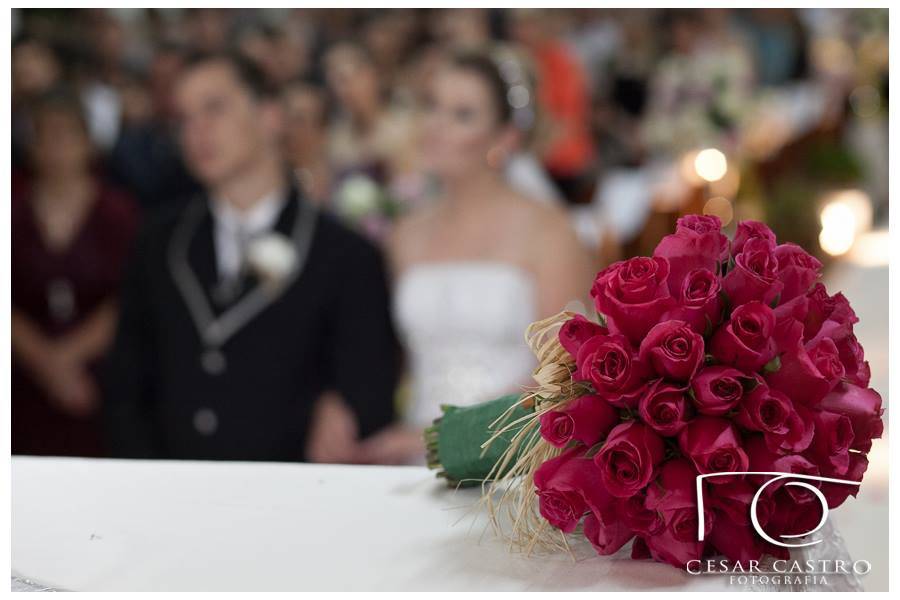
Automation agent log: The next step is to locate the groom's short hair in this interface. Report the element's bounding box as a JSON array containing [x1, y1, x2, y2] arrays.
[[180, 51, 278, 100]]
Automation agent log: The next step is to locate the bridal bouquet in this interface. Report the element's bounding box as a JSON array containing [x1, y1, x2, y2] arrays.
[[427, 215, 883, 569]]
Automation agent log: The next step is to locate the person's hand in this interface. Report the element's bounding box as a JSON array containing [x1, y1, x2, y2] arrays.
[[355, 424, 424, 465], [38, 343, 98, 418], [305, 392, 361, 463]]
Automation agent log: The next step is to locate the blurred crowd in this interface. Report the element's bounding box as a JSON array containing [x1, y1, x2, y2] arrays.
[[11, 8, 888, 461]]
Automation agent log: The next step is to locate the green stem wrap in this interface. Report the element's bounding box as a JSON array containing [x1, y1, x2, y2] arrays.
[[424, 393, 532, 486]]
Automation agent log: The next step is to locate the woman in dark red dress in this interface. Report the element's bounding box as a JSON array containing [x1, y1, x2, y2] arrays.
[[12, 91, 139, 457]]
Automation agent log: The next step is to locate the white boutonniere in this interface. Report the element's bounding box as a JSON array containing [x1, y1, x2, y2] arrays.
[[246, 233, 297, 288], [335, 174, 382, 219]]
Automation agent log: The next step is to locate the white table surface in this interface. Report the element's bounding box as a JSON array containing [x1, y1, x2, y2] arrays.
[[11, 456, 734, 592]]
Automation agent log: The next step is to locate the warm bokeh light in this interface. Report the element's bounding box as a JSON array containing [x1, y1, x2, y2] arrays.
[[693, 148, 728, 183], [818, 189, 873, 257], [846, 229, 890, 267], [709, 165, 741, 198], [820, 189, 873, 233], [702, 196, 734, 226], [819, 225, 855, 256]]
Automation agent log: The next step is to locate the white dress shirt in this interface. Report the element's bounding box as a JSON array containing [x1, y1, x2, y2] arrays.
[[209, 190, 287, 282]]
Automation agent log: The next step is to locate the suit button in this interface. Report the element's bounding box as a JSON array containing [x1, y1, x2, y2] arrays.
[[193, 408, 218, 435], [201, 350, 227, 375]]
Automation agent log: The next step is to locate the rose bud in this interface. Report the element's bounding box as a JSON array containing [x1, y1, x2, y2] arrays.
[[575, 334, 648, 408], [638, 320, 705, 382], [594, 421, 664, 497], [774, 243, 822, 302], [710, 301, 777, 372], [690, 366, 746, 416], [732, 220, 776, 256], [736, 382, 813, 454], [654, 214, 728, 296], [819, 383, 884, 452], [733, 379, 787, 430], [534, 448, 603, 533], [661, 268, 724, 334], [723, 237, 784, 308], [590, 256, 674, 345], [806, 410, 855, 476], [558, 314, 608, 358], [539, 394, 619, 448], [678, 416, 749, 484], [638, 380, 693, 436]]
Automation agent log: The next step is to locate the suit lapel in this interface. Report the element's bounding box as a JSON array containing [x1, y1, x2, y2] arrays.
[[168, 184, 318, 353]]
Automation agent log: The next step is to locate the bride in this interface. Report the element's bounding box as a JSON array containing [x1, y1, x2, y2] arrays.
[[358, 49, 595, 464]]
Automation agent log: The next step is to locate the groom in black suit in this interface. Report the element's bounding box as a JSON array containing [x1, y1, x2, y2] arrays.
[[104, 53, 398, 462]]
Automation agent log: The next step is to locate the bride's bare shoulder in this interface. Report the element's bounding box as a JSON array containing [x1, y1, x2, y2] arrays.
[[505, 192, 575, 240]]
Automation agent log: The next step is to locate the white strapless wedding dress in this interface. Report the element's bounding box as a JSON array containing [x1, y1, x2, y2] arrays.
[[394, 261, 538, 427]]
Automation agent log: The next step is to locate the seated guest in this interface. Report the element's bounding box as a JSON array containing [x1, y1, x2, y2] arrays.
[[103, 53, 399, 462], [12, 91, 139, 457]]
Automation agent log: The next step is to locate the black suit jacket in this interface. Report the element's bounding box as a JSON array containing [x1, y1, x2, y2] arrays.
[[103, 186, 399, 460]]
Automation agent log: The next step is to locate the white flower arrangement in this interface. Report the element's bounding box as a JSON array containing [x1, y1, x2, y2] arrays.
[[246, 233, 297, 287]]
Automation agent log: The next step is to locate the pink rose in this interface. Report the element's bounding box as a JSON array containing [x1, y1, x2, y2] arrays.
[[638, 380, 693, 436], [774, 243, 822, 302], [645, 459, 712, 543], [709, 479, 774, 528], [638, 320, 705, 382], [806, 410, 854, 476], [821, 453, 868, 509], [642, 459, 712, 567], [819, 383, 884, 452], [654, 214, 728, 297], [807, 338, 845, 389], [732, 220, 776, 256], [558, 314, 608, 358], [534, 448, 603, 533], [662, 268, 724, 334], [834, 333, 871, 388], [594, 421, 664, 497], [708, 512, 768, 566], [804, 284, 858, 344], [765, 335, 831, 407], [746, 436, 820, 504], [620, 492, 665, 536], [735, 381, 813, 454], [591, 257, 674, 345], [575, 334, 647, 408], [709, 301, 777, 372], [690, 366, 747, 416], [722, 238, 784, 307], [583, 493, 635, 555], [678, 416, 749, 484], [539, 394, 620, 448]]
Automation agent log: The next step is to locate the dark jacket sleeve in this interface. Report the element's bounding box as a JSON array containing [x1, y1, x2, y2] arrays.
[[102, 228, 164, 457], [327, 239, 400, 439]]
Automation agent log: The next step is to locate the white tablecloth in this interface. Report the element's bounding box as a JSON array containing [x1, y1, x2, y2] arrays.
[[11, 456, 736, 592]]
